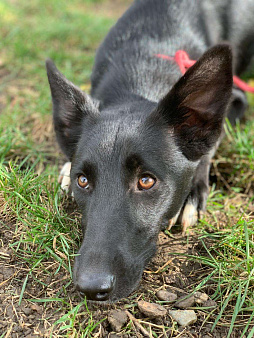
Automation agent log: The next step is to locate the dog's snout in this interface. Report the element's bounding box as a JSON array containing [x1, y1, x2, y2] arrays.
[[76, 274, 116, 301]]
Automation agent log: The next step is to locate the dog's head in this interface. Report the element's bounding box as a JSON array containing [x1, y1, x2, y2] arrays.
[[46, 45, 232, 302]]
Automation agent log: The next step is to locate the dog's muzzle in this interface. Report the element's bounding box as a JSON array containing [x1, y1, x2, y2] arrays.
[[76, 273, 116, 301]]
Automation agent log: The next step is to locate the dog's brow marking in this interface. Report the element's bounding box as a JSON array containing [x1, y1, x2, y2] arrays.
[[111, 124, 121, 156], [98, 128, 120, 156], [98, 117, 139, 158]]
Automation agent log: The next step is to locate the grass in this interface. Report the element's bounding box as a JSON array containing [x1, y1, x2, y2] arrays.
[[0, 0, 254, 336], [187, 220, 254, 338]]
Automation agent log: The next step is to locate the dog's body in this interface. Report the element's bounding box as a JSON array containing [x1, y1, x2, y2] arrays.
[[46, 0, 254, 301]]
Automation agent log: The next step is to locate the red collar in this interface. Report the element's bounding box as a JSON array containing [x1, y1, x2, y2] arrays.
[[156, 50, 254, 93]]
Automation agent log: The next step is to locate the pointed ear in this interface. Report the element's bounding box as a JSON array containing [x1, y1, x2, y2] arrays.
[[46, 59, 99, 159], [155, 44, 233, 161]]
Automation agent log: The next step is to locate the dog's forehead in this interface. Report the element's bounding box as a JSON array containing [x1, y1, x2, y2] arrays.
[[75, 113, 190, 173], [97, 118, 141, 153], [78, 115, 146, 157]]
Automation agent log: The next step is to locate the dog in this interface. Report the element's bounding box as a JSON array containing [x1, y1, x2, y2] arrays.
[[46, 0, 253, 302]]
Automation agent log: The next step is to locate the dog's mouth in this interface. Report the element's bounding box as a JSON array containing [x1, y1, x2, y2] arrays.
[[79, 291, 111, 301], [79, 291, 112, 303]]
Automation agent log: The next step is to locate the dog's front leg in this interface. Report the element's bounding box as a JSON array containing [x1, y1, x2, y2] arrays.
[[181, 153, 212, 234], [169, 151, 214, 235], [58, 162, 72, 193]]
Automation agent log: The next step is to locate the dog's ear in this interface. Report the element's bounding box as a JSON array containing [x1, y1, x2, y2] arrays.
[[154, 44, 233, 161], [46, 59, 99, 159]]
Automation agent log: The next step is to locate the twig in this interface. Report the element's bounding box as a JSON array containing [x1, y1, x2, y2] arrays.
[[53, 235, 68, 260], [144, 258, 173, 274], [5, 323, 14, 338], [125, 310, 150, 337]]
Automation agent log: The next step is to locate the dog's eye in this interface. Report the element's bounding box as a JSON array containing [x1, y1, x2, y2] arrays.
[[77, 175, 89, 189], [138, 175, 156, 190]]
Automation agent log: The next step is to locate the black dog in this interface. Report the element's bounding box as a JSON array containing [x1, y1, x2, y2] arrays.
[[46, 0, 253, 302]]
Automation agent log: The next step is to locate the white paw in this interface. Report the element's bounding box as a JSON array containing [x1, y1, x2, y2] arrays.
[[58, 162, 71, 193], [168, 208, 181, 230], [181, 203, 198, 235], [168, 202, 201, 235]]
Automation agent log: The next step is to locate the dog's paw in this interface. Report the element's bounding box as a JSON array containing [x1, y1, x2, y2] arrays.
[[168, 209, 181, 230], [58, 162, 72, 193], [181, 202, 199, 235], [169, 180, 208, 235]]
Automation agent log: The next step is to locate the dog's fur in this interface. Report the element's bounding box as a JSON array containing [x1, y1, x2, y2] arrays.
[[46, 0, 254, 301]]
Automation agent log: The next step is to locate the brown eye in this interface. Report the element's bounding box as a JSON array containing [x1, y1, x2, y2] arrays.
[[77, 175, 89, 189], [138, 175, 156, 190]]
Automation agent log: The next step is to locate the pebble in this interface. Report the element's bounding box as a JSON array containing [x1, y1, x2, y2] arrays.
[[31, 303, 42, 313], [168, 310, 197, 327], [202, 299, 217, 310], [166, 287, 186, 297], [108, 309, 128, 332], [156, 290, 178, 302], [22, 307, 32, 316], [175, 295, 195, 309], [138, 300, 167, 318], [194, 291, 209, 305]]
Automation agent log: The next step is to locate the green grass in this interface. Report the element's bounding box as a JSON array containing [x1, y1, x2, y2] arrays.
[[187, 219, 254, 337], [0, 0, 254, 336]]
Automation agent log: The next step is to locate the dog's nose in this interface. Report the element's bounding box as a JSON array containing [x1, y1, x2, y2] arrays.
[[76, 274, 116, 301]]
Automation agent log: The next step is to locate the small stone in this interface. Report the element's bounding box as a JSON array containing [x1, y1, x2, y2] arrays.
[[156, 290, 178, 302], [166, 287, 186, 297], [108, 310, 128, 332], [31, 303, 42, 313], [22, 307, 32, 316], [175, 295, 195, 309], [202, 299, 217, 310], [6, 305, 14, 319], [194, 291, 209, 305], [138, 300, 167, 318], [168, 310, 197, 327]]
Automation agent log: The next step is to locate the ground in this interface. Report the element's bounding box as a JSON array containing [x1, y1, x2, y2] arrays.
[[0, 0, 254, 337]]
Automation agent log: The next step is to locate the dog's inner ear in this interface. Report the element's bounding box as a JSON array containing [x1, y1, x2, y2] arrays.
[[46, 59, 99, 160], [154, 44, 233, 161]]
